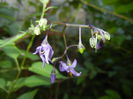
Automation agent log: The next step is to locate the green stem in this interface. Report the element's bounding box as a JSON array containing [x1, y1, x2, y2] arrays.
[[6, 58, 20, 99], [15, 58, 21, 79], [21, 35, 35, 67], [41, 4, 46, 19], [62, 26, 67, 48]]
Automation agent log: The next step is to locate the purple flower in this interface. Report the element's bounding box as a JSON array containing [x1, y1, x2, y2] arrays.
[[59, 59, 81, 77], [50, 70, 56, 83], [33, 35, 54, 66], [89, 25, 110, 50]]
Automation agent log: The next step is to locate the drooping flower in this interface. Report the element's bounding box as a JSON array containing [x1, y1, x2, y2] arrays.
[[33, 35, 54, 66], [50, 69, 56, 83], [89, 25, 110, 49], [59, 58, 81, 77], [78, 27, 85, 54]]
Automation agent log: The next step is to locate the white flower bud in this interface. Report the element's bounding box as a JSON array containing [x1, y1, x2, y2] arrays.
[[34, 26, 40, 35], [40, 0, 49, 4], [39, 18, 47, 29]]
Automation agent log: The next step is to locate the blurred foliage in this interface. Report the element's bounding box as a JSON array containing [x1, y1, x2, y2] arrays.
[[0, 0, 133, 99]]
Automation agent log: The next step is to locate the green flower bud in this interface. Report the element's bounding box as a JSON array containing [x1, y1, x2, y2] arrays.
[[78, 42, 85, 54]]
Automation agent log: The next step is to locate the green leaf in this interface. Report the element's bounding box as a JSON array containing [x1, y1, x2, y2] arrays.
[[29, 62, 65, 79], [0, 32, 27, 48], [24, 75, 50, 87], [105, 90, 121, 99], [0, 78, 6, 90], [122, 84, 132, 96], [115, 3, 133, 13], [103, 0, 118, 5], [6, 22, 21, 35], [17, 89, 38, 99], [20, 50, 39, 61], [0, 7, 15, 21], [76, 76, 86, 85], [13, 78, 25, 90], [2, 44, 21, 59], [98, 96, 112, 99], [0, 60, 12, 68], [111, 35, 125, 47], [14, 75, 50, 91]]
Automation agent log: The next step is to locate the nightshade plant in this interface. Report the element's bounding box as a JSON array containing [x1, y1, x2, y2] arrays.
[[29, 0, 111, 83], [0, 1, 111, 96]]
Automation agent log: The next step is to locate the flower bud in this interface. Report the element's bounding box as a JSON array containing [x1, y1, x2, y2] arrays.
[[34, 26, 40, 35], [28, 24, 34, 34], [50, 69, 56, 83], [39, 18, 47, 30], [40, 0, 49, 4], [78, 42, 85, 54]]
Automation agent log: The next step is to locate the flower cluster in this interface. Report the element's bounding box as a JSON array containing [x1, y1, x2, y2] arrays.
[[33, 25, 110, 84], [33, 35, 82, 83], [89, 25, 110, 49], [28, 18, 48, 35]]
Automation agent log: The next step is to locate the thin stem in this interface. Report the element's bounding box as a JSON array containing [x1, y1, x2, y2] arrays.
[[62, 26, 67, 48], [52, 44, 78, 63], [21, 35, 35, 67], [6, 58, 20, 99], [79, 27, 81, 42], [15, 58, 21, 79], [41, 4, 46, 19], [53, 22, 90, 28]]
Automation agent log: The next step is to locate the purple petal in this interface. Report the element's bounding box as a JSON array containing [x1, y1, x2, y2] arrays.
[[69, 59, 77, 69], [70, 69, 81, 76], [59, 61, 68, 72], [41, 35, 48, 45], [99, 29, 106, 42], [50, 73, 56, 83], [49, 48, 54, 59], [44, 48, 50, 64], [33, 46, 41, 54], [39, 54, 46, 67]]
